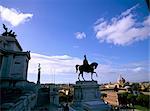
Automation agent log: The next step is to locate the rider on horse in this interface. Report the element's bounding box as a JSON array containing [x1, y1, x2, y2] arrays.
[[76, 55, 98, 81], [83, 55, 89, 70]]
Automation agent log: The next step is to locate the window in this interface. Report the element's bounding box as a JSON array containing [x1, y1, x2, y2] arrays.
[[0, 55, 3, 71], [15, 61, 20, 64]]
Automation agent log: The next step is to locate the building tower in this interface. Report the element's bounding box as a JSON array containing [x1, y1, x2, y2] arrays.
[[117, 74, 126, 87], [37, 63, 41, 84]]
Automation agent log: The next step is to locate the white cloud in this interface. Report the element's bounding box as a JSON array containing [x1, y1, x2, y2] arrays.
[[75, 32, 86, 39], [0, 5, 33, 26], [132, 67, 143, 72], [94, 4, 150, 45], [121, 4, 139, 16], [28, 53, 82, 75], [97, 61, 149, 83]]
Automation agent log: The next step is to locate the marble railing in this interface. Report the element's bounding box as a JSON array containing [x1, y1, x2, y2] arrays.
[[1, 93, 37, 111]]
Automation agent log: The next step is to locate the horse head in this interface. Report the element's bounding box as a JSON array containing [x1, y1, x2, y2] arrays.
[[90, 62, 98, 69]]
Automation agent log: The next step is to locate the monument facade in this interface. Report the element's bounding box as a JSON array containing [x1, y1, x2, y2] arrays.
[[0, 25, 30, 81], [0, 24, 38, 111], [71, 81, 110, 111]]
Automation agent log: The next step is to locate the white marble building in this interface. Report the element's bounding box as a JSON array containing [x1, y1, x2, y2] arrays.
[[0, 26, 38, 111], [0, 35, 30, 81]]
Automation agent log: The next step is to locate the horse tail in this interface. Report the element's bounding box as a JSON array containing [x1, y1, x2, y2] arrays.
[[76, 65, 79, 73]]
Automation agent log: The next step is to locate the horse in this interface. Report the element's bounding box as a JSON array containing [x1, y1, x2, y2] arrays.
[[75, 62, 98, 81]]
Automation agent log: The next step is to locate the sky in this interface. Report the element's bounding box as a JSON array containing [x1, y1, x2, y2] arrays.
[[0, 0, 150, 84]]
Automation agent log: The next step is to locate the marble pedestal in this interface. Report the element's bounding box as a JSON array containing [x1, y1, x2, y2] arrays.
[[71, 81, 110, 111]]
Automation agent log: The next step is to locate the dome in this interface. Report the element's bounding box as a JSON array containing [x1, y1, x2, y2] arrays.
[[117, 75, 126, 84]]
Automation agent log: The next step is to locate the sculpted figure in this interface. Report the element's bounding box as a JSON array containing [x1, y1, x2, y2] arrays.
[[76, 55, 98, 81], [2, 24, 8, 36], [1, 24, 17, 37], [83, 55, 89, 68]]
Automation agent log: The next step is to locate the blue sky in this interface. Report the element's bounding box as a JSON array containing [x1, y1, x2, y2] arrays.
[[0, 0, 149, 84]]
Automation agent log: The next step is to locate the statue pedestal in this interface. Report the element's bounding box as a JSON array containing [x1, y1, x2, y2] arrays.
[[71, 81, 110, 111]]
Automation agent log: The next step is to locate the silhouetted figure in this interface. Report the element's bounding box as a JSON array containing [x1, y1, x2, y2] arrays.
[[64, 103, 69, 111], [1, 24, 17, 37], [114, 85, 118, 92], [83, 55, 89, 68], [76, 55, 98, 81], [3, 24, 7, 31], [11, 32, 17, 37], [8, 30, 12, 35], [2, 24, 8, 36]]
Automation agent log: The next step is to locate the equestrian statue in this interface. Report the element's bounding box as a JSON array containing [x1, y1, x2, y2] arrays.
[[76, 55, 98, 81]]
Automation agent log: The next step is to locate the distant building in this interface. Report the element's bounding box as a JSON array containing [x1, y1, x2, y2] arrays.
[[103, 75, 126, 89], [117, 75, 126, 87]]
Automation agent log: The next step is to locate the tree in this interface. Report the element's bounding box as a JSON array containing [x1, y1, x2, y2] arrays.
[[131, 83, 140, 91], [118, 92, 128, 107], [127, 94, 137, 107], [136, 94, 150, 108]]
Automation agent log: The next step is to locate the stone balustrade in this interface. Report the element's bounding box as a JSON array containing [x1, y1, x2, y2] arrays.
[[1, 93, 36, 111]]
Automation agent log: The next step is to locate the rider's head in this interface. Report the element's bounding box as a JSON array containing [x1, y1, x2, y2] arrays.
[[84, 55, 86, 58]]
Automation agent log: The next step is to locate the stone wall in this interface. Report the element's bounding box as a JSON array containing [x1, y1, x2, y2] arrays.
[[37, 88, 50, 106], [1, 93, 36, 111]]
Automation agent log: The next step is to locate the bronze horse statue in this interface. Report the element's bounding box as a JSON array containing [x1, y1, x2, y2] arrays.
[[75, 62, 98, 81]]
